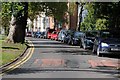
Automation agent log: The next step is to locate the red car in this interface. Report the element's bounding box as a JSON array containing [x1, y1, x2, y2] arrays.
[[51, 31, 59, 40], [47, 29, 54, 39]]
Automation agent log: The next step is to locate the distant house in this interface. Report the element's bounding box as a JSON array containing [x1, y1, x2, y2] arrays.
[[32, 12, 54, 32]]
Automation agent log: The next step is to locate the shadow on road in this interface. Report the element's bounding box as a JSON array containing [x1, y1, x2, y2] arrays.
[[29, 42, 64, 45], [6, 67, 119, 78], [32, 46, 80, 48]]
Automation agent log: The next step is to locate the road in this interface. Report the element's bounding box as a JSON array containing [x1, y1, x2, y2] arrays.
[[2, 37, 119, 79]]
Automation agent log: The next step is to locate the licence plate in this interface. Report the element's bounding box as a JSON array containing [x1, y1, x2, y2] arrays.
[[111, 48, 120, 51]]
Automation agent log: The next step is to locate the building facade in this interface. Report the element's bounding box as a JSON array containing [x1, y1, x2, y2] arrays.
[[27, 12, 55, 32]]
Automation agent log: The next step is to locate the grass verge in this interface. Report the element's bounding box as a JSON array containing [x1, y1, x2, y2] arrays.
[[0, 35, 27, 66]]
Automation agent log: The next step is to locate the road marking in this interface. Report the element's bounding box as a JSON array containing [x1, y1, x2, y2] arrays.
[[0, 40, 34, 75]]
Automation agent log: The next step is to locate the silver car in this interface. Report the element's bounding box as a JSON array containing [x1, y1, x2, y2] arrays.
[[58, 29, 67, 42]]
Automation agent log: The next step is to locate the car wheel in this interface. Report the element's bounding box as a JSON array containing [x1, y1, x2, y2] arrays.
[[63, 40, 65, 43]]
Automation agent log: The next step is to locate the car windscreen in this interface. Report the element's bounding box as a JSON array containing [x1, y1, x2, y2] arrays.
[[101, 31, 120, 38], [74, 32, 83, 38], [86, 32, 97, 37]]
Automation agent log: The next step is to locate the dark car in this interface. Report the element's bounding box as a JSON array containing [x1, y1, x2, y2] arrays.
[[92, 30, 120, 57], [64, 30, 75, 44], [34, 31, 41, 38], [80, 31, 97, 49], [40, 32, 45, 38], [70, 31, 84, 46]]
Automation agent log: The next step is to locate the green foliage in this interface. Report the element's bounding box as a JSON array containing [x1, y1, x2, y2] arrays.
[[45, 2, 68, 21], [69, 2, 76, 15], [28, 2, 44, 21], [28, 2, 68, 22], [1, 2, 12, 35], [81, 3, 96, 31], [81, 2, 120, 31], [93, 2, 120, 30], [1, 2, 67, 35], [95, 18, 108, 30], [1, 2, 28, 35]]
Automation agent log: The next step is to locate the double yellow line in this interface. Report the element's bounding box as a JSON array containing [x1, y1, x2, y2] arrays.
[[0, 40, 34, 75]]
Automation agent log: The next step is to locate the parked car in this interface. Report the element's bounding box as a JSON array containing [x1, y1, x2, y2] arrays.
[[47, 29, 54, 39], [70, 31, 84, 46], [58, 29, 67, 42], [26, 31, 32, 37], [92, 30, 120, 57], [40, 32, 45, 38], [51, 31, 59, 40], [64, 30, 75, 44], [80, 31, 97, 49], [34, 31, 41, 38]]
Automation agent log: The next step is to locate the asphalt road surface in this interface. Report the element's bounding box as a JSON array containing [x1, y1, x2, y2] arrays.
[[2, 37, 119, 79]]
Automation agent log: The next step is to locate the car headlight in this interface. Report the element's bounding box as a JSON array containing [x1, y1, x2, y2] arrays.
[[73, 38, 79, 40], [101, 43, 109, 47]]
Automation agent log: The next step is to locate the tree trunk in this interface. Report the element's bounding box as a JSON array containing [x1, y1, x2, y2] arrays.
[[6, 2, 28, 43], [69, 3, 78, 31], [78, 4, 84, 31], [6, 15, 16, 43]]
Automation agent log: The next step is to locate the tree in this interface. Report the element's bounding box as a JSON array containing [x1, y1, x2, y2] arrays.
[[93, 2, 120, 30], [1, 2, 12, 35], [81, 2, 120, 31], [95, 18, 108, 30], [68, 2, 78, 30], [81, 3, 96, 31], [42, 2, 68, 29], [1, 2, 68, 43], [77, 2, 85, 31], [5, 2, 48, 43], [4, 2, 28, 43]]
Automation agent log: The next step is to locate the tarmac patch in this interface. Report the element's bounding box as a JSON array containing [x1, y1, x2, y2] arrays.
[[88, 59, 120, 69], [34, 59, 65, 68]]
